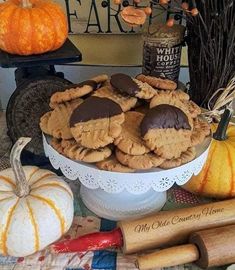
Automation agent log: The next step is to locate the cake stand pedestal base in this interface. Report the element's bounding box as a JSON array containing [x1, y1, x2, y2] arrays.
[[80, 185, 167, 221], [43, 134, 211, 221]]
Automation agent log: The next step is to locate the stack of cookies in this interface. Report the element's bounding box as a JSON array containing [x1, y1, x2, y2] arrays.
[[40, 73, 210, 172]]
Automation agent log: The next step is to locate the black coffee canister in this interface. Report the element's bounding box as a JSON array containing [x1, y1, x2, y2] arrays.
[[142, 24, 186, 82]]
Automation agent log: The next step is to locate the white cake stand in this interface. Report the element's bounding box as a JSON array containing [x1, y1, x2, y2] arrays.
[[43, 134, 211, 221]]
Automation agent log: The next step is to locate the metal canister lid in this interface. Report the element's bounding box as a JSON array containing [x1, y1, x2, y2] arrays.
[[144, 24, 186, 47]]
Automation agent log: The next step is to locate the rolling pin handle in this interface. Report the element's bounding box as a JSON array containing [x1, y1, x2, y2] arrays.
[[190, 225, 235, 268], [137, 244, 200, 270]]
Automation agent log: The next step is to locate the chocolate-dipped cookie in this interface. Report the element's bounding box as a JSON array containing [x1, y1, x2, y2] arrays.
[[70, 96, 125, 149], [140, 104, 193, 159], [93, 86, 137, 112], [110, 73, 156, 99]]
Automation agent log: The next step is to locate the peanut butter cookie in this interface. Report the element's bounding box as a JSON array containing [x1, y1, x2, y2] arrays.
[[150, 90, 198, 120], [191, 118, 211, 146], [159, 147, 196, 169], [96, 155, 135, 172], [40, 99, 83, 139], [51, 138, 112, 163], [136, 74, 177, 91], [49, 80, 98, 108], [51, 138, 64, 155], [116, 148, 164, 170], [114, 111, 150, 155], [62, 139, 112, 163]]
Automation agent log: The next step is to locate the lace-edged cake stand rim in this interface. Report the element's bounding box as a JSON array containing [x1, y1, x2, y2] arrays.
[[43, 134, 211, 195]]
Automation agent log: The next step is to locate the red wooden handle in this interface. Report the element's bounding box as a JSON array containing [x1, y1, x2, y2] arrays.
[[51, 228, 123, 253]]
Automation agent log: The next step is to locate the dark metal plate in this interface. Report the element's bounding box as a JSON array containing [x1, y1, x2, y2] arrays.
[[6, 76, 72, 155]]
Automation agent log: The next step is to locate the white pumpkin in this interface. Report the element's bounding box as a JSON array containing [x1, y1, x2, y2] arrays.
[[0, 137, 74, 257]]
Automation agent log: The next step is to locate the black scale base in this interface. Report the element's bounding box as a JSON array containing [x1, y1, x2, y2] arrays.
[[0, 39, 82, 156]]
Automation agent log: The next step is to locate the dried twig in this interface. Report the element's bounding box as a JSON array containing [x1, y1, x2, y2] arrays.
[[187, 0, 235, 107]]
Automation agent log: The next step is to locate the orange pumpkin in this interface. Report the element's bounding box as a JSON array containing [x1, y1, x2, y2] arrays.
[[0, 0, 68, 55], [183, 109, 235, 198]]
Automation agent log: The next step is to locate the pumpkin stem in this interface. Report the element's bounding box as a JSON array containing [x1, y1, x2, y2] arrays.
[[10, 137, 32, 197], [22, 0, 32, 8], [213, 109, 233, 141]]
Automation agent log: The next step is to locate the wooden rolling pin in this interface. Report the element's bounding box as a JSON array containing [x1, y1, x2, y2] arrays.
[[52, 199, 235, 254], [119, 198, 235, 254], [137, 224, 235, 269]]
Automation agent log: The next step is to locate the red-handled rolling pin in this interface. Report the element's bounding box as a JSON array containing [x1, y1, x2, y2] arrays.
[[51, 198, 235, 254], [137, 224, 235, 269]]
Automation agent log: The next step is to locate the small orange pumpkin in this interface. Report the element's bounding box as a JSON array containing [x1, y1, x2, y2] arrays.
[[183, 109, 235, 198], [0, 0, 68, 55]]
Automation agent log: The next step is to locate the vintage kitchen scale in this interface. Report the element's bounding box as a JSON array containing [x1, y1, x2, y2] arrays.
[[0, 39, 82, 155]]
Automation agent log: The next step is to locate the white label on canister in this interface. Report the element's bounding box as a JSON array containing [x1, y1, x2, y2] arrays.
[[143, 44, 182, 82]]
